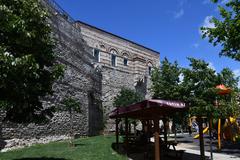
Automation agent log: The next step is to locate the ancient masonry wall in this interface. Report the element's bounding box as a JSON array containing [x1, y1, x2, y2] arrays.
[[75, 22, 160, 130], [0, 0, 103, 141]]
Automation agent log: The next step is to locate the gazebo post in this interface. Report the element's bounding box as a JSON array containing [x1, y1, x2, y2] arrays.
[[116, 118, 119, 147], [125, 117, 129, 150], [154, 119, 160, 160], [163, 117, 168, 143], [142, 120, 146, 132]]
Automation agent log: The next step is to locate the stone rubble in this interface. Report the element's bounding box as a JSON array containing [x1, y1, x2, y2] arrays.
[[1, 135, 70, 152]]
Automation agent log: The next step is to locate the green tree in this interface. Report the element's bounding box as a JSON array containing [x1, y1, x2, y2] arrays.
[[201, 0, 240, 61], [113, 88, 143, 108], [218, 68, 239, 90], [216, 68, 240, 118], [151, 57, 182, 100], [0, 0, 64, 122], [61, 97, 81, 147], [113, 88, 143, 135], [150, 58, 184, 142], [182, 58, 218, 117], [182, 58, 218, 160]]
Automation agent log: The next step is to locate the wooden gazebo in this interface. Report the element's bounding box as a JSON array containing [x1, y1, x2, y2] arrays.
[[109, 99, 187, 160]]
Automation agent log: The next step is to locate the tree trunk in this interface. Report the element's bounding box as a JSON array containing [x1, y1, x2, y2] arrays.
[[134, 122, 137, 137], [163, 118, 168, 143], [154, 119, 160, 160], [209, 117, 213, 160], [198, 118, 205, 160], [173, 123, 177, 143], [124, 117, 129, 152], [116, 118, 119, 146]]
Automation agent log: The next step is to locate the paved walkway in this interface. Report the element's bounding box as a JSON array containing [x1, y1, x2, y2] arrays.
[[176, 143, 240, 160], [173, 132, 240, 160], [119, 133, 240, 160]]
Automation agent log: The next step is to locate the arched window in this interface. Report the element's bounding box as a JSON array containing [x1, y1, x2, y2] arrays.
[[93, 48, 100, 62], [148, 62, 153, 75], [110, 49, 117, 67], [122, 53, 129, 66]]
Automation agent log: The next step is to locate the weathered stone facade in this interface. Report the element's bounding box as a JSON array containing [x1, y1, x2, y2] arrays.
[[0, 0, 160, 148], [0, 0, 103, 143], [75, 22, 160, 129]]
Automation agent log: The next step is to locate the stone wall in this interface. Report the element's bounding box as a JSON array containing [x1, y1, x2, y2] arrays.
[[0, 0, 160, 148], [0, 0, 103, 142], [75, 21, 160, 130]]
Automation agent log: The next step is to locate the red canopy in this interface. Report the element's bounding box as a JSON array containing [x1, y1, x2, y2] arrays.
[[109, 99, 187, 119], [216, 84, 231, 95]]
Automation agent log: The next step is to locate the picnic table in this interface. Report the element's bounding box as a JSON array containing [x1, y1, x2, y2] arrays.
[[162, 140, 177, 150], [160, 140, 184, 159]]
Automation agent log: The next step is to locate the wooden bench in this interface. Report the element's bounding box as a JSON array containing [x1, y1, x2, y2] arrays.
[[160, 140, 185, 160]]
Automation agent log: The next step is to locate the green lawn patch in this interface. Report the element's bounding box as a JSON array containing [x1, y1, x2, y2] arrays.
[[0, 135, 127, 160]]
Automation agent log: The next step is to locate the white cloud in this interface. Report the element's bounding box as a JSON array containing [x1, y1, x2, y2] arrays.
[[199, 16, 215, 35], [233, 69, 240, 77], [203, 16, 215, 28], [233, 69, 240, 87], [174, 9, 184, 19], [202, 0, 210, 4], [179, 73, 184, 84], [221, 0, 229, 4], [208, 62, 216, 71], [193, 43, 199, 48]]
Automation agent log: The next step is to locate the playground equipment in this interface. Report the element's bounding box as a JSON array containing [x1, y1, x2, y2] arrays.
[[223, 116, 239, 142], [215, 84, 232, 150], [194, 127, 209, 139]]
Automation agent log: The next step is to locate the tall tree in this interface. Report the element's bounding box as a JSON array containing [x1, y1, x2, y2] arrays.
[[218, 68, 239, 90], [182, 58, 218, 117], [151, 58, 184, 141], [151, 57, 182, 100], [217, 68, 240, 118], [182, 58, 218, 160], [201, 0, 240, 61], [113, 88, 143, 137], [113, 88, 143, 108], [0, 0, 64, 122]]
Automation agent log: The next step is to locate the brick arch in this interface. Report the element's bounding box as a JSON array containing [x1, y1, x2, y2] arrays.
[[121, 51, 132, 59], [146, 60, 153, 67], [147, 60, 153, 67], [108, 47, 119, 55]]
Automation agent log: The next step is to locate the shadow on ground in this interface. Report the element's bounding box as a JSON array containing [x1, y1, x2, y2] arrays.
[[177, 140, 193, 143], [112, 142, 209, 160], [13, 158, 68, 160], [73, 143, 86, 147], [211, 142, 240, 157], [0, 139, 6, 150]]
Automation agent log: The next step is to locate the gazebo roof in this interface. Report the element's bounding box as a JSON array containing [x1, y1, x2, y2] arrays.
[[109, 99, 187, 119]]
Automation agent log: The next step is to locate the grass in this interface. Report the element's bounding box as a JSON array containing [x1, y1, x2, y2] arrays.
[[0, 135, 127, 160]]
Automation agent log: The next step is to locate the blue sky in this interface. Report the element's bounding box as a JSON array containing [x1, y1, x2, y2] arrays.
[[54, 0, 239, 76]]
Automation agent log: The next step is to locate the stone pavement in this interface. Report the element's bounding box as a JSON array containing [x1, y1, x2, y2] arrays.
[[116, 133, 240, 160], [173, 133, 240, 160], [176, 143, 240, 160]]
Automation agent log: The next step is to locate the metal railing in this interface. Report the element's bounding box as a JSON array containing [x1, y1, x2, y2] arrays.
[[44, 0, 75, 23]]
